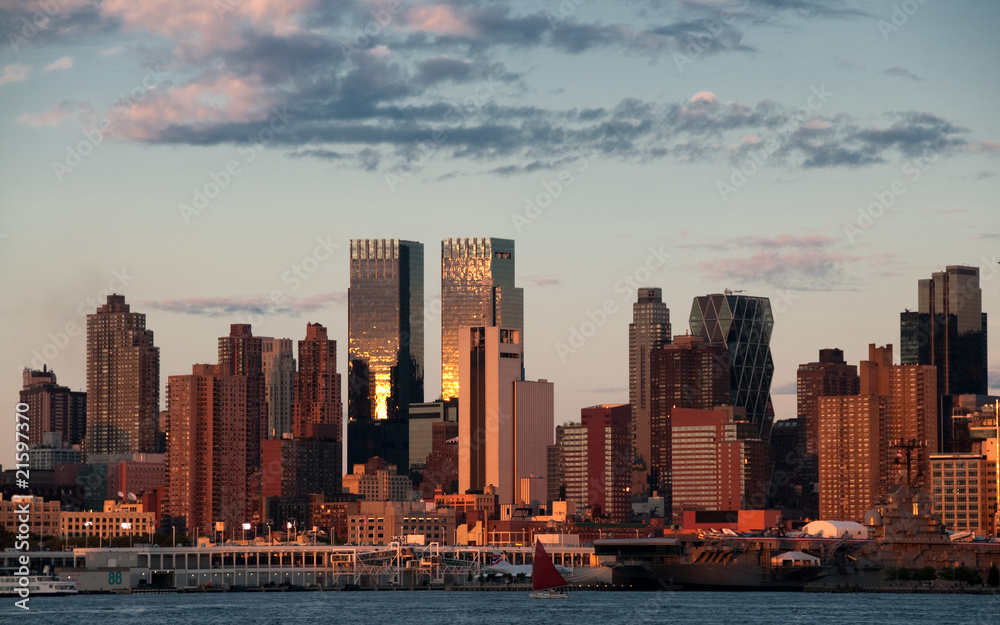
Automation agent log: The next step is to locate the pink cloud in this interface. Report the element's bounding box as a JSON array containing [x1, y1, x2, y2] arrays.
[[406, 5, 475, 36], [43, 57, 73, 72], [523, 276, 560, 287], [966, 141, 1000, 153], [16, 100, 94, 127], [699, 250, 859, 283], [681, 233, 836, 250], [0, 63, 28, 87], [690, 91, 718, 104]]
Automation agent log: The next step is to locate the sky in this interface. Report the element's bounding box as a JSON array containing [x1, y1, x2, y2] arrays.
[[1, 0, 999, 466]]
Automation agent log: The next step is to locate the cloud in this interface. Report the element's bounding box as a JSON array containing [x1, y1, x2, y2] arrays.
[[16, 100, 94, 127], [966, 141, 1000, 153], [0, 63, 28, 86], [9, 1, 989, 176], [43, 56, 73, 71], [771, 380, 797, 395], [138, 291, 347, 317], [882, 67, 922, 82], [974, 171, 996, 180], [990, 368, 1000, 393], [523, 276, 560, 287], [681, 233, 836, 250]]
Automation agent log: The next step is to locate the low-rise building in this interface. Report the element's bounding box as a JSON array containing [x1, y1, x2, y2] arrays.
[[0, 494, 61, 537], [62, 500, 156, 539]]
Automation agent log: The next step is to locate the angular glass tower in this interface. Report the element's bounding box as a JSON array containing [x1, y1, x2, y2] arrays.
[[348, 239, 424, 422], [440, 238, 523, 401], [689, 292, 775, 438]]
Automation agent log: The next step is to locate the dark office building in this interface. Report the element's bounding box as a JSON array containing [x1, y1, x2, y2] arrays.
[[19, 366, 86, 447]]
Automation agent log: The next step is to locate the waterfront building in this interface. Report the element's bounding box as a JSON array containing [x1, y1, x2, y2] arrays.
[[62, 500, 156, 540], [86, 295, 160, 456], [0, 495, 61, 538], [346, 501, 456, 546], [629, 287, 671, 484], [670, 406, 767, 523], [581, 404, 632, 523], [165, 364, 247, 536], [440, 238, 522, 401], [929, 453, 993, 535], [19, 367, 86, 447]]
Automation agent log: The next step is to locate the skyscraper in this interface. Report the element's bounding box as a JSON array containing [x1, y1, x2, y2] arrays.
[[797, 349, 860, 458], [548, 422, 587, 513], [20, 366, 86, 447], [648, 335, 730, 497], [86, 294, 159, 456], [457, 326, 552, 507], [348, 239, 424, 421], [581, 404, 633, 522], [441, 238, 523, 401], [166, 364, 247, 535], [689, 292, 775, 438], [293, 322, 341, 439], [900, 265, 987, 396], [218, 324, 265, 483], [260, 338, 295, 439], [629, 287, 671, 481], [817, 343, 938, 521]]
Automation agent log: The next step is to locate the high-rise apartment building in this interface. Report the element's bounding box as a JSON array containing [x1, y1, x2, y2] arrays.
[[218, 324, 265, 475], [293, 323, 341, 439], [19, 366, 86, 447], [440, 238, 522, 401], [689, 292, 775, 438], [629, 288, 671, 481], [547, 423, 587, 514], [260, 337, 295, 439], [797, 348, 860, 457], [166, 364, 247, 535], [670, 406, 767, 523], [817, 344, 938, 521], [818, 394, 886, 522], [581, 404, 633, 522], [348, 238, 424, 422], [457, 326, 552, 506], [648, 335, 730, 496], [86, 294, 159, 456]]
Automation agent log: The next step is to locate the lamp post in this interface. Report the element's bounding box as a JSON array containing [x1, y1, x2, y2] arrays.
[[84, 521, 93, 549], [242, 523, 251, 543], [122, 522, 133, 548], [172, 525, 176, 548]]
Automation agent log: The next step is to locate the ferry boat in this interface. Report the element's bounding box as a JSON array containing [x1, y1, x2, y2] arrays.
[[0, 567, 78, 596]]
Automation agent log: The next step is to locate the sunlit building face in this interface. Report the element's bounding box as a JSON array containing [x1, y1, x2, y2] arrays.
[[440, 238, 523, 401], [348, 239, 424, 421]]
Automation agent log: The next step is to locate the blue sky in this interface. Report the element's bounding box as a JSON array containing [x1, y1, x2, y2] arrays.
[[1, 0, 998, 464]]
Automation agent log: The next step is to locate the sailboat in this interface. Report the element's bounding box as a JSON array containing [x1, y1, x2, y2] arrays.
[[529, 541, 569, 599]]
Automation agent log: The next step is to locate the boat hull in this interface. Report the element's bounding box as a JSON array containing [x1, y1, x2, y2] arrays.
[[530, 589, 570, 598]]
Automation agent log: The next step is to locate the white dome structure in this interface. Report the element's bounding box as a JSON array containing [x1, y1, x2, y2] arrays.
[[801, 520, 868, 540]]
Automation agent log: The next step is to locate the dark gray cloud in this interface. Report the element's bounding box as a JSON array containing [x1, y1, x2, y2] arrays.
[[882, 66, 923, 82]]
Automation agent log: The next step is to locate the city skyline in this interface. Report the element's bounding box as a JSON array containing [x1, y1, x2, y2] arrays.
[[2, 1, 1000, 467]]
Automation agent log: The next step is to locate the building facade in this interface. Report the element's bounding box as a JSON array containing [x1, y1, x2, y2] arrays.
[[670, 406, 767, 523], [797, 348, 860, 458], [62, 500, 156, 540], [86, 295, 160, 456], [20, 367, 86, 447], [628, 287, 671, 481], [261, 337, 295, 440], [440, 238, 522, 401], [293, 323, 342, 440], [166, 365, 248, 536], [689, 292, 775, 438], [348, 238, 424, 422], [648, 335, 730, 497], [581, 404, 632, 522]]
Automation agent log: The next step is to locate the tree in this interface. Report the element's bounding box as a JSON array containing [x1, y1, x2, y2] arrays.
[[987, 564, 999, 588]]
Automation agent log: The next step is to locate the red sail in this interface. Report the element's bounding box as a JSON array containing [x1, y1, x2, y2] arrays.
[[532, 541, 567, 591]]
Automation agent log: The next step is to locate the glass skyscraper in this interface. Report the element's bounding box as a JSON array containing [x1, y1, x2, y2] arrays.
[[440, 237, 523, 401], [348, 239, 424, 422], [689, 292, 775, 439], [900, 265, 987, 396]]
